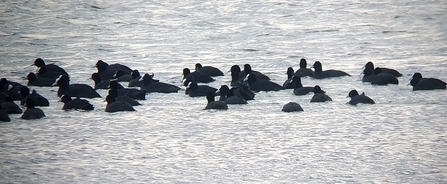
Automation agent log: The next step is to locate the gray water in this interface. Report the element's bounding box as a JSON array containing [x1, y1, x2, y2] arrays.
[[1, 0, 447, 183]]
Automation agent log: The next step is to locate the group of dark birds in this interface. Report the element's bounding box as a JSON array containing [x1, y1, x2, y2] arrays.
[[1, 58, 446, 122]]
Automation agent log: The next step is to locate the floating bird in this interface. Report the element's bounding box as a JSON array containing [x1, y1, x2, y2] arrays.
[[204, 91, 228, 110], [312, 61, 350, 79], [410, 72, 446, 91], [347, 90, 375, 105]]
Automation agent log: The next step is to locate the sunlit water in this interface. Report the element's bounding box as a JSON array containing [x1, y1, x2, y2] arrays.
[[1, 0, 447, 183]]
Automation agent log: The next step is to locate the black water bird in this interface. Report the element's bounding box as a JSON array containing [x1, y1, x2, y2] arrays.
[[0, 106, 11, 122], [1, 97, 22, 114], [282, 102, 303, 112], [183, 68, 215, 84], [216, 85, 247, 104], [60, 95, 94, 111], [19, 86, 50, 106], [105, 93, 135, 113], [347, 90, 375, 105], [371, 68, 399, 85], [294, 58, 314, 77], [33, 58, 69, 77], [239, 64, 270, 81], [26, 72, 56, 87], [410, 72, 446, 91], [54, 75, 101, 98], [282, 67, 295, 89], [186, 81, 217, 97], [312, 61, 350, 79], [140, 73, 180, 93], [195, 63, 224, 77], [310, 85, 332, 102], [291, 76, 314, 96], [204, 91, 228, 110], [365, 61, 402, 77], [21, 99, 46, 120], [244, 74, 283, 92]]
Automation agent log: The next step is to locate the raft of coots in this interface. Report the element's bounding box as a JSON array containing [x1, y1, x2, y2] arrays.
[[1, 58, 446, 122]]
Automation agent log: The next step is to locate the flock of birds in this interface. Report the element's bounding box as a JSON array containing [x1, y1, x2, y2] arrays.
[[1, 58, 446, 122]]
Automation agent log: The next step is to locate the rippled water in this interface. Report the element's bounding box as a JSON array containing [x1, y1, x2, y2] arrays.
[[1, 0, 447, 183]]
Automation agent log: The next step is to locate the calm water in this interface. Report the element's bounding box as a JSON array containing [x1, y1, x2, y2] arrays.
[[1, 0, 447, 183]]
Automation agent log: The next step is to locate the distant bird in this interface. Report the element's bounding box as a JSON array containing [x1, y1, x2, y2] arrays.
[[230, 65, 244, 87], [310, 85, 332, 102], [244, 74, 283, 92], [37, 66, 64, 79], [108, 89, 141, 106], [128, 70, 145, 87], [112, 70, 132, 82], [1, 97, 22, 114], [26, 72, 56, 87], [60, 95, 94, 111], [183, 68, 215, 84], [0, 105, 11, 122], [91, 73, 123, 90], [282, 67, 295, 89], [239, 64, 270, 81], [109, 80, 145, 100], [33, 58, 69, 77], [291, 76, 314, 96], [95, 60, 132, 80], [195, 63, 224, 77], [1, 78, 23, 100], [105, 94, 136, 113], [410, 72, 446, 91], [282, 102, 303, 112], [371, 68, 399, 85], [294, 58, 314, 77], [54, 75, 101, 98], [204, 91, 228, 110], [21, 99, 46, 120], [312, 61, 350, 79], [19, 86, 50, 106], [347, 90, 375, 105], [216, 85, 247, 104], [364, 61, 402, 77], [186, 81, 217, 97], [140, 73, 180, 93], [362, 67, 374, 83]]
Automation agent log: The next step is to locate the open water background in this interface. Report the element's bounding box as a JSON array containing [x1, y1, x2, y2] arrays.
[[1, 0, 447, 183]]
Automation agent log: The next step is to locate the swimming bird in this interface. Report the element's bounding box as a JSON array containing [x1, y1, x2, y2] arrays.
[[347, 90, 375, 105], [1, 97, 22, 114], [54, 75, 101, 98], [216, 85, 247, 104], [312, 61, 350, 79], [60, 95, 94, 111], [105, 94, 136, 113], [183, 68, 215, 84], [282, 102, 304, 112], [186, 81, 217, 97], [294, 58, 314, 77], [96, 60, 132, 80], [310, 85, 332, 102], [19, 86, 50, 106], [91, 73, 123, 90], [26, 72, 56, 87], [195, 63, 224, 77], [204, 91, 228, 110], [112, 70, 132, 82], [231, 81, 255, 101], [291, 76, 314, 96], [362, 67, 374, 83], [37, 66, 64, 79], [239, 64, 271, 81], [365, 61, 402, 77], [371, 68, 399, 85], [1, 78, 23, 100], [108, 89, 141, 106], [230, 65, 244, 87], [282, 67, 295, 89], [128, 70, 147, 87], [33, 58, 69, 77], [0, 106, 11, 122], [244, 74, 283, 92], [109, 80, 146, 100], [410, 72, 446, 91], [21, 99, 46, 120], [140, 73, 180, 93]]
